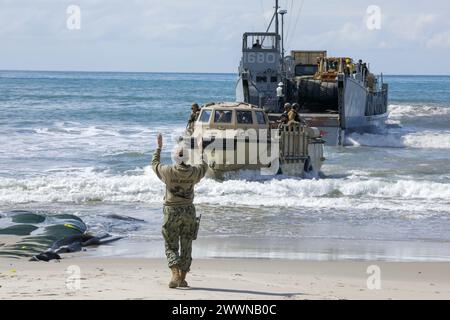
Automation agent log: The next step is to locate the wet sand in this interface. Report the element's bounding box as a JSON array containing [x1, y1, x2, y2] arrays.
[[1, 257, 449, 300]]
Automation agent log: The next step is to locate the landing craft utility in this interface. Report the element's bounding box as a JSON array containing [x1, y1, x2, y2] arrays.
[[235, 0, 389, 145]]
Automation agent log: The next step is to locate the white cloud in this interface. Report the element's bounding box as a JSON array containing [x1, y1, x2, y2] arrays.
[[426, 31, 450, 48], [388, 13, 436, 42], [0, 0, 450, 74]]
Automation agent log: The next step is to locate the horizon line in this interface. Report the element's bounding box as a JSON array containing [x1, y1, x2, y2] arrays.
[[1, 69, 450, 77]]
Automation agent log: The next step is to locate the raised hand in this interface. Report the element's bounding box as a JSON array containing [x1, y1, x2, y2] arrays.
[[157, 133, 163, 149]]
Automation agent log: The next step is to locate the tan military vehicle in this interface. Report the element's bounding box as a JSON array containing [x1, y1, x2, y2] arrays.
[[183, 102, 325, 180]]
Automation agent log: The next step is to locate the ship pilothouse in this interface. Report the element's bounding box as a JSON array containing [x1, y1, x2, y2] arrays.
[[236, 32, 281, 110]]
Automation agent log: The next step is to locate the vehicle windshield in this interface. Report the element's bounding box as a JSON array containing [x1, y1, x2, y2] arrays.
[[236, 111, 253, 124], [214, 110, 232, 123], [199, 110, 212, 123], [255, 111, 266, 125]]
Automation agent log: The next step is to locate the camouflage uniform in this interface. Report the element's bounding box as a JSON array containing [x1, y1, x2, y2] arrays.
[[187, 110, 200, 133], [152, 148, 208, 272], [162, 205, 197, 271]]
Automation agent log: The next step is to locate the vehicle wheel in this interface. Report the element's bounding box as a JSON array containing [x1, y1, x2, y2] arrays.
[[304, 156, 313, 172]]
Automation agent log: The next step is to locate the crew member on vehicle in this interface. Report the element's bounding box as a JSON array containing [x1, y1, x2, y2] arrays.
[[187, 103, 201, 133], [278, 103, 291, 124], [289, 103, 307, 125]]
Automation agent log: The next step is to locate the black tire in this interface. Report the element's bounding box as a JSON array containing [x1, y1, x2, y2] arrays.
[[304, 156, 313, 172]]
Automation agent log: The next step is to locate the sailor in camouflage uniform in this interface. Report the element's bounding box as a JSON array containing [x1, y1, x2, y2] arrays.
[[152, 133, 208, 288], [186, 103, 201, 134]]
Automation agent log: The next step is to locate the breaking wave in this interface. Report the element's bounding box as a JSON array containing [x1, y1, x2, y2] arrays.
[[1, 168, 449, 214], [345, 104, 450, 149], [346, 131, 450, 149], [31, 122, 183, 140], [389, 104, 450, 118]]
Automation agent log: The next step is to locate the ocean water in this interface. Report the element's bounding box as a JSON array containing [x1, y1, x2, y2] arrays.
[[0, 71, 449, 261]]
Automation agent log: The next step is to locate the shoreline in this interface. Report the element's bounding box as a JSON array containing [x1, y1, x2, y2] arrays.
[[1, 257, 449, 300], [2, 233, 450, 264], [82, 236, 450, 263]]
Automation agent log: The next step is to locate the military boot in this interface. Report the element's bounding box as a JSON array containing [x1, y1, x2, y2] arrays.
[[169, 265, 181, 288], [179, 271, 189, 288]]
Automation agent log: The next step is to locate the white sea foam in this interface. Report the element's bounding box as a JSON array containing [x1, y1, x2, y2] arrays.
[[389, 104, 450, 118], [0, 122, 184, 159], [344, 104, 450, 149], [0, 168, 449, 215], [346, 131, 450, 149], [33, 123, 181, 139]]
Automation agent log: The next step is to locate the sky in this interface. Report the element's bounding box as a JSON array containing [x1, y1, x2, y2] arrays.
[[1, 0, 450, 75]]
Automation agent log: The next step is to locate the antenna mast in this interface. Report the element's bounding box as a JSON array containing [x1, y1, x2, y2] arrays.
[[275, 0, 279, 35], [279, 9, 287, 59]]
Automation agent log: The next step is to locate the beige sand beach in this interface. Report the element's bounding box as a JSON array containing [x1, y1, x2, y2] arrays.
[[1, 257, 449, 300]]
